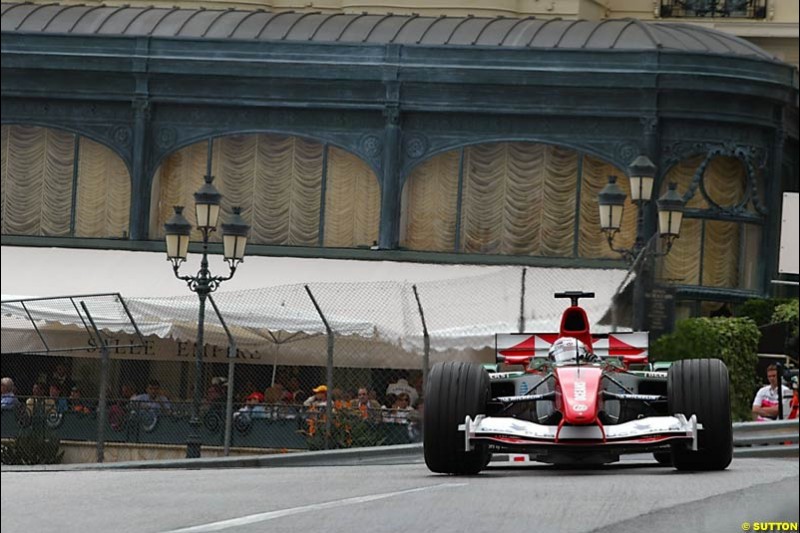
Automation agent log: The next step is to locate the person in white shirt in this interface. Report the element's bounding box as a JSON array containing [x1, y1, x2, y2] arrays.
[[752, 364, 792, 421]]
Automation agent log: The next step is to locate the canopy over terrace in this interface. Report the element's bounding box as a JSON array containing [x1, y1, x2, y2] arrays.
[[1, 266, 630, 369]]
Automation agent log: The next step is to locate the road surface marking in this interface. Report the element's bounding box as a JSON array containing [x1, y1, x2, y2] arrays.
[[163, 483, 467, 532]]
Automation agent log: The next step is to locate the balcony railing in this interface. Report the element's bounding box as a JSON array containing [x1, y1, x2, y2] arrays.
[[660, 0, 767, 19]]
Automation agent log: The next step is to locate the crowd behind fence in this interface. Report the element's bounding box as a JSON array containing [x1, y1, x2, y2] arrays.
[[1, 266, 628, 463]]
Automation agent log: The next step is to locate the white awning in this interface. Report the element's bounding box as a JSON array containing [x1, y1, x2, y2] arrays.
[[2, 246, 631, 358]]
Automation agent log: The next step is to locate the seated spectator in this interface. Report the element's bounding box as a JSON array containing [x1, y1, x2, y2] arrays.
[[349, 387, 381, 419], [68, 386, 92, 414], [303, 385, 328, 408], [1, 377, 19, 410], [26, 382, 48, 415], [279, 390, 300, 419], [131, 379, 172, 414], [48, 383, 69, 414], [386, 378, 419, 405], [205, 377, 228, 415], [237, 380, 257, 403], [382, 393, 415, 424], [752, 364, 792, 421], [331, 388, 348, 410], [235, 392, 268, 420], [108, 383, 136, 431], [264, 384, 285, 405], [50, 362, 74, 393]]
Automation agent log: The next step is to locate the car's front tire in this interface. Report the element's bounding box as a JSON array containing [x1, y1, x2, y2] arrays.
[[424, 361, 490, 475], [667, 358, 733, 471]]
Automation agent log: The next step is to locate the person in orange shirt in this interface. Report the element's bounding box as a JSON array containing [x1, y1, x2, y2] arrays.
[[349, 387, 380, 419]]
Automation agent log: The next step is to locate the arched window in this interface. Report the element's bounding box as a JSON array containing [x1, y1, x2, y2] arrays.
[[658, 155, 761, 290], [1, 125, 130, 238], [401, 141, 633, 257], [151, 134, 379, 248]]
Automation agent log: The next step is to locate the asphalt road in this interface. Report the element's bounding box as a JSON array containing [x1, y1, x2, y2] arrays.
[[2, 457, 798, 533]]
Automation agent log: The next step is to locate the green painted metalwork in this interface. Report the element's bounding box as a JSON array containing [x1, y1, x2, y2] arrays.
[[453, 147, 465, 253], [69, 134, 80, 236], [572, 153, 584, 258], [317, 143, 329, 247]]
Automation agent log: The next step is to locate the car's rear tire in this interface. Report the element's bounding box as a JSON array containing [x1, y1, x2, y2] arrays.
[[424, 361, 490, 475], [667, 359, 733, 471]]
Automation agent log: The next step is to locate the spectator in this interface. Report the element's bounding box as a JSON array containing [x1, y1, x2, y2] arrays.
[[69, 386, 92, 414], [204, 382, 226, 416], [382, 393, 415, 424], [386, 378, 419, 405], [752, 364, 792, 421], [349, 387, 380, 419], [120, 383, 136, 402], [1, 377, 19, 410], [48, 383, 69, 414], [235, 392, 268, 420], [108, 383, 137, 431], [303, 385, 328, 408], [382, 393, 397, 410], [264, 384, 286, 405], [278, 390, 300, 419], [131, 379, 172, 414], [237, 380, 257, 403], [25, 382, 48, 415], [50, 362, 74, 393]]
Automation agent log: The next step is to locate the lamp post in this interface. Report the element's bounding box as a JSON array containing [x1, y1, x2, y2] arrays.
[[598, 155, 685, 331], [164, 162, 250, 459]]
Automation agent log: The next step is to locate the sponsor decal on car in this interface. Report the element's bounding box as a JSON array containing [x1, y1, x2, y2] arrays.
[[574, 380, 586, 401]]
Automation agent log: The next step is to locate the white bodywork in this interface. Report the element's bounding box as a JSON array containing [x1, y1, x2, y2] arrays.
[[460, 414, 700, 451]]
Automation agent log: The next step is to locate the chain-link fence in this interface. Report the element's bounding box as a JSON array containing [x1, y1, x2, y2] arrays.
[[1, 267, 627, 463]]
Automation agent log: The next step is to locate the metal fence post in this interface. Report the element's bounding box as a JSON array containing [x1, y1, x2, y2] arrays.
[[208, 295, 237, 456], [80, 302, 109, 464], [412, 285, 430, 394], [305, 285, 334, 450]]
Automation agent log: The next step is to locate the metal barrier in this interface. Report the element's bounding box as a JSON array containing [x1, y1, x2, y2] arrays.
[[733, 419, 799, 458]]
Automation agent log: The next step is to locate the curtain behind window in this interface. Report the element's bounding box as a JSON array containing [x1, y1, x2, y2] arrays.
[[1, 125, 75, 236], [401, 141, 631, 257], [152, 135, 379, 248]]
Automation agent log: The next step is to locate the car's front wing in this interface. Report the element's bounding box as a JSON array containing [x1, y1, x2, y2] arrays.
[[459, 414, 700, 452]]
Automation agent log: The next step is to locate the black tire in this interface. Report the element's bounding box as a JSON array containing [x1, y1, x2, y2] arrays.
[[667, 359, 733, 471], [653, 451, 672, 466], [424, 361, 490, 475]]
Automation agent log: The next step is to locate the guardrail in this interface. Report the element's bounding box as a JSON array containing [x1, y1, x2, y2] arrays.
[[733, 419, 799, 458]]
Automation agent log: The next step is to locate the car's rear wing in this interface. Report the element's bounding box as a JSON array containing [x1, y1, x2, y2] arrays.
[[495, 332, 649, 367]]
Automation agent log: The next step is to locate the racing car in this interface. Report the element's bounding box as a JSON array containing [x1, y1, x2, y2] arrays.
[[423, 291, 733, 474]]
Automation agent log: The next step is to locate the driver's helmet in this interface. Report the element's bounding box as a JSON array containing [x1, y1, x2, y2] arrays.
[[548, 337, 590, 363]]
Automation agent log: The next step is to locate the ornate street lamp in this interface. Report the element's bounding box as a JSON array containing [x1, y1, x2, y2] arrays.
[[597, 156, 685, 264], [597, 156, 685, 333], [163, 141, 250, 459]]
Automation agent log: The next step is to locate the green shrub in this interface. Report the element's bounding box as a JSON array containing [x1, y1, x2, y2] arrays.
[[1, 426, 64, 465], [304, 410, 387, 450], [650, 317, 759, 421], [771, 299, 799, 338], [736, 298, 792, 326]]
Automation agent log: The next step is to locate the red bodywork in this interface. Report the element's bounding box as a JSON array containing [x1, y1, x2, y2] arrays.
[[554, 366, 603, 425], [496, 301, 648, 369], [559, 306, 593, 350]]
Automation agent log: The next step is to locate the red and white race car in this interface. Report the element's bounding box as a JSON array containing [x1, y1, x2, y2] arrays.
[[423, 291, 733, 474]]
